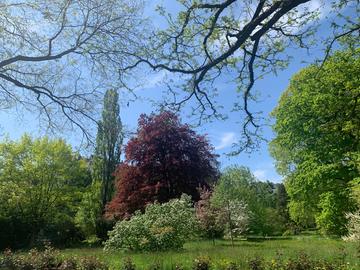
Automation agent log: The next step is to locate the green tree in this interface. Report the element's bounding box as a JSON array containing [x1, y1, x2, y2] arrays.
[[94, 89, 123, 208], [270, 49, 360, 235], [212, 166, 288, 236], [212, 166, 263, 235], [75, 181, 102, 245], [0, 135, 90, 248]]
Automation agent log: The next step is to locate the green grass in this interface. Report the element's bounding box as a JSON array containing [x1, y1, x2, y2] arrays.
[[59, 236, 360, 269]]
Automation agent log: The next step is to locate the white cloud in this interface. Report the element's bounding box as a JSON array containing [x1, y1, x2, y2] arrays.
[[215, 132, 237, 150], [142, 70, 170, 89], [306, 0, 331, 19], [254, 169, 267, 181], [253, 164, 283, 183]]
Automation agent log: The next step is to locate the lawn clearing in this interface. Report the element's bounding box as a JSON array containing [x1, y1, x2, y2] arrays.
[[60, 237, 359, 269]]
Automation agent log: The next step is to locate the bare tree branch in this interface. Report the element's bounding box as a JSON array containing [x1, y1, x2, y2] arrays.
[[0, 0, 146, 143], [121, 0, 359, 153]]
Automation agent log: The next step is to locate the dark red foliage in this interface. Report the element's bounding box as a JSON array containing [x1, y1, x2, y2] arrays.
[[105, 111, 219, 219]]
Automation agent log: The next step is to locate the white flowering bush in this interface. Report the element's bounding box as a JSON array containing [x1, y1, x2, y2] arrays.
[[104, 194, 197, 251], [226, 200, 249, 237], [342, 210, 360, 242]]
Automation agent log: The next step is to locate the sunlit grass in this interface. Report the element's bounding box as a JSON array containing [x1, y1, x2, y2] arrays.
[[60, 236, 359, 269]]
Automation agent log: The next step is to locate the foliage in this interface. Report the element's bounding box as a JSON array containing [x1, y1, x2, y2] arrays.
[[0, 0, 145, 136], [75, 181, 102, 244], [76, 256, 108, 270], [223, 200, 249, 241], [270, 49, 360, 235], [0, 246, 108, 270], [93, 89, 123, 207], [42, 237, 360, 269], [122, 257, 136, 270], [104, 194, 197, 251], [3, 241, 357, 270], [195, 189, 226, 241], [343, 210, 360, 242], [212, 166, 288, 236], [121, 0, 359, 152], [192, 256, 211, 270], [247, 252, 352, 270], [106, 111, 219, 219], [1, 246, 60, 270], [0, 135, 90, 249]]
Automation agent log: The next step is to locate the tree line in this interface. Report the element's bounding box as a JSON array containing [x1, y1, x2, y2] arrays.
[[1, 46, 359, 249]]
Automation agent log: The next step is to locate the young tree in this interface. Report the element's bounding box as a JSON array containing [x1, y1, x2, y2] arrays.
[[105, 111, 219, 219], [94, 89, 123, 207], [212, 166, 283, 235], [224, 200, 249, 246], [0, 135, 90, 248], [0, 0, 144, 138], [75, 181, 102, 244], [195, 189, 227, 244], [270, 49, 360, 235]]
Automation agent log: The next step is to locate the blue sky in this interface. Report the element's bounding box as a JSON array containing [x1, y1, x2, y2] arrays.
[[0, 0, 352, 183]]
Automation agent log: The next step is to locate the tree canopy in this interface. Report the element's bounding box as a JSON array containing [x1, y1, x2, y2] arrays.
[[270, 48, 360, 235], [105, 111, 219, 219], [123, 0, 360, 152], [0, 0, 144, 139], [212, 166, 289, 235], [0, 135, 90, 248]]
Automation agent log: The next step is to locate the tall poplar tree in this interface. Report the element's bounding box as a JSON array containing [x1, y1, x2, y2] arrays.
[[94, 89, 123, 208]]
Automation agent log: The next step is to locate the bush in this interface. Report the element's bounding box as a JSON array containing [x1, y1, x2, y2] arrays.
[[248, 252, 351, 270], [58, 258, 77, 270], [192, 256, 211, 270], [104, 194, 197, 251], [343, 210, 360, 242], [1, 246, 60, 270], [77, 256, 108, 270], [0, 246, 109, 270], [122, 257, 136, 270]]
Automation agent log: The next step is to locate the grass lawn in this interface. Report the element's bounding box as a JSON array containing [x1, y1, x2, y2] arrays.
[[60, 236, 360, 269]]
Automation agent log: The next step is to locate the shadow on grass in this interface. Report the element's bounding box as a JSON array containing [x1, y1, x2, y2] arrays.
[[246, 236, 292, 242]]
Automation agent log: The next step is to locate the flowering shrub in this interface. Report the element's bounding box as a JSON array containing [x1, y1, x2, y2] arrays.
[[0, 246, 108, 270], [192, 256, 211, 270], [343, 210, 360, 242], [195, 189, 226, 240], [104, 194, 197, 251], [226, 200, 249, 237]]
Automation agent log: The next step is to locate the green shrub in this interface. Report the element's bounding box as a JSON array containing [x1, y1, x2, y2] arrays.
[[58, 258, 77, 270], [248, 257, 264, 270], [77, 256, 108, 270], [122, 257, 136, 270], [104, 194, 197, 251], [0, 246, 109, 270], [247, 252, 352, 270], [1, 246, 60, 269], [192, 256, 211, 270]]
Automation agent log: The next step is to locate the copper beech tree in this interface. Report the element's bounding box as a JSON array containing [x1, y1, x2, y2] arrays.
[[105, 111, 219, 219]]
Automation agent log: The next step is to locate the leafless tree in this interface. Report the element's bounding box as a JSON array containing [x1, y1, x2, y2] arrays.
[[122, 0, 360, 153], [0, 0, 146, 142]]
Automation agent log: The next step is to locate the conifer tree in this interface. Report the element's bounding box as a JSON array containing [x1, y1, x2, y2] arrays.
[[94, 89, 123, 207]]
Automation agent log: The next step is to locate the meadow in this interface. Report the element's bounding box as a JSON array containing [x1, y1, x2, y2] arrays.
[[59, 237, 359, 269]]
